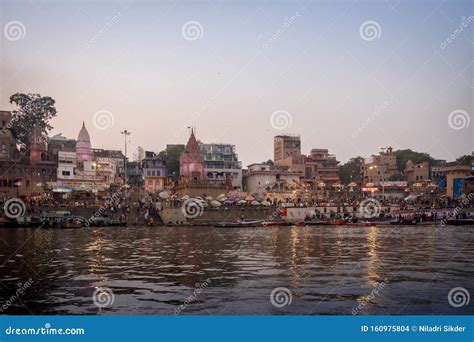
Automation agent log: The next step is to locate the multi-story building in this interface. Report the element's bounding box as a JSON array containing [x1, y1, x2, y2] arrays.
[[440, 164, 472, 198], [361, 147, 400, 185], [199, 142, 242, 189], [244, 163, 301, 201], [93, 149, 125, 178], [142, 157, 166, 193], [54, 123, 116, 193], [126, 161, 144, 187], [274, 135, 301, 166], [0, 111, 57, 197], [404, 160, 430, 183], [304, 148, 340, 185]]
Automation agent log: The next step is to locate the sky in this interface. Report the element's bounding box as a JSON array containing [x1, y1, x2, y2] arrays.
[[1, 0, 472, 166]]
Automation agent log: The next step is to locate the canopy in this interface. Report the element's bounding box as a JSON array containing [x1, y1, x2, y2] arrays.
[[210, 200, 222, 207], [158, 191, 169, 199]]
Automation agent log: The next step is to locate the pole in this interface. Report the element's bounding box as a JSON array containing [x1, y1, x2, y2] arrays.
[[121, 130, 131, 184]]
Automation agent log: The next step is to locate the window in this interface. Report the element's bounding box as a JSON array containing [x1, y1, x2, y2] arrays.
[[62, 171, 71, 176]]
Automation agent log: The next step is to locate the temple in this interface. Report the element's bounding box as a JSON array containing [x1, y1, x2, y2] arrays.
[[76, 121, 92, 161], [176, 129, 228, 197], [179, 128, 205, 183]]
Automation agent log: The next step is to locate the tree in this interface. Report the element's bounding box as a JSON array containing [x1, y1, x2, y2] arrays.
[[262, 159, 274, 166], [158, 145, 184, 177], [9, 93, 57, 148], [339, 156, 364, 184], [393, 149, 434, 171], [455, 154, 473, 166]]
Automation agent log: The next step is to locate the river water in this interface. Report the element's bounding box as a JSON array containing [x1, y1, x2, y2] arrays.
[[0, 225, 472, 315]]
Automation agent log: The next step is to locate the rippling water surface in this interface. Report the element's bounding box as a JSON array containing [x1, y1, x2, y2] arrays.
[[0, 225, 473, 315]]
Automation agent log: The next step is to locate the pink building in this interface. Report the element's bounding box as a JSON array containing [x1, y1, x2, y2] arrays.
[[76, 122, 92, 162], [180, 129, 205, 182]]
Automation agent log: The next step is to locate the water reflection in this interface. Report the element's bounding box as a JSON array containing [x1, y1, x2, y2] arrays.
[[0, 225, 472, 315]]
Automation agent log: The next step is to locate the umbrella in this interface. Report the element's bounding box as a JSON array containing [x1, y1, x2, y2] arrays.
[[245, 195, 255, 201], [251, 200, 261, 206], [261, 201, 271, 206], [237, 199, 247, 205], [159, 191, 169, 199], [217, 196, 227, 202], [217, 194, 226, 200], [181, 195, 190, 200], [210, 200, 222, 207], [348, 182, 357, 187]]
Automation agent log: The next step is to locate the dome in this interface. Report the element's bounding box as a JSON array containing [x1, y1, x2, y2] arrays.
[[76, 121, 92, 161], [77, 121, 91, 143]]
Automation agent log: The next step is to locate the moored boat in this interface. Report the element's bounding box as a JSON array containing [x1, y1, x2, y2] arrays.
[[445, 219, 474, 226], [214, 220, 262, 228]]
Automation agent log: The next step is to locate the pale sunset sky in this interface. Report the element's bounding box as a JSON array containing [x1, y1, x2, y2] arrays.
[[1, 0, 472, 165]]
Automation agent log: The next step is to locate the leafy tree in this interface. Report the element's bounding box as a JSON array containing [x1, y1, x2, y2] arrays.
[[455, 154, 473, 166], [158, 145, 184, 177], [339, 156, 364, 184], [262, 159, 274, 166], [393, 149, 434, 171], [9, 93, 57, 148]]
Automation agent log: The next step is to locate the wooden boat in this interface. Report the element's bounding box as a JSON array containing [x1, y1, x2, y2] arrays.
[[445, 219, 474, 226], [346, 222, 377, 227], [390, 218, 418, 225], [260, 221, 289, 227], [304, 220, 330, 226], [329, 218, 345, 225], [215, 220, 262, 228], [61, 217, 82, 229]]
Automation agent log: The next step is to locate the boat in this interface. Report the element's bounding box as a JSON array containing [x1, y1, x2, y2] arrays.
[[260, 221, 289, 227], [61, 217, 83, 229], [214, 220, 262, 228], [304, 220, 330, 226], [445, 219, 474, 226], [346, 222, 376, 227], [390, 218, 418, 225], [329, 218, 345, 225]]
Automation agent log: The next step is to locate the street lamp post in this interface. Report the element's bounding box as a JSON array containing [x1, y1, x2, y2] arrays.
[[121, 130, 131, 184]]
